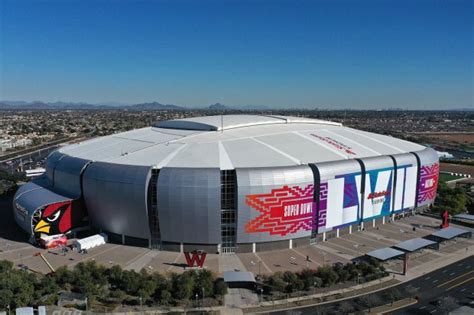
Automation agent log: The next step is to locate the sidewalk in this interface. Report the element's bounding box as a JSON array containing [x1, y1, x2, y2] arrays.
[[372, 298, 418, 314]]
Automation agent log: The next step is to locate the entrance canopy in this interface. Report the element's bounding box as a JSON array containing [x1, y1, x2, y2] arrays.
[[394, 238, 438, 252], [366, 248, 405, 261], [224, 271, 256, 283], [453, 214, 474, 222], [224, 271, 256, 289], [430, 227, 472, 240]]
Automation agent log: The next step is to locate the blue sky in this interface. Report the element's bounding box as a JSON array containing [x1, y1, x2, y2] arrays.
[[0, 0, 472, 109]]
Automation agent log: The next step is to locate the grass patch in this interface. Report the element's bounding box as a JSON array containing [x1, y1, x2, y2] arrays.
[[439, 173, 464, 183]]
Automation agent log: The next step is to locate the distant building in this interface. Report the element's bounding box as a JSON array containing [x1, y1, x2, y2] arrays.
[[437, 151, 454, 159], [0, 137, 33, 151]]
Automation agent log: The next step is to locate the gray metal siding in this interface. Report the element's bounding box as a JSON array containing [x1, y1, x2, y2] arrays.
[[236, 166, 314, 243], [45, 151, 64, 185], [157, 168, 221, 244], [82, 162, 151, 239], [53, 155, 90, 199]]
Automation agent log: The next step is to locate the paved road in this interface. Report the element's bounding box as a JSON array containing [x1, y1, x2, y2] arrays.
[[268, 255, 474, 314], [392, 255, 474, 314]]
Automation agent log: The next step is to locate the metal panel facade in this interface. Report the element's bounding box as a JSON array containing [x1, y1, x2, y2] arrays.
[[45, 151, 64, 185], [53, 155, 90, 199], [415, 148, 439, 207], [157, 168, 221, 244], [392, 153, 418, 212], [82, 162, 151, 239], [236, 166, 314, 243], [315, 160, 362, 231]]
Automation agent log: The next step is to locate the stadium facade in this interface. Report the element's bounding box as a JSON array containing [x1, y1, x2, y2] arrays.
[[13, 115, 439, 253]]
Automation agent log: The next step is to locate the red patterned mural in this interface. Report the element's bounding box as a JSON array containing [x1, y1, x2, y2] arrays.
[[417, 162, 439, 205], [245, 185, 315, 236]]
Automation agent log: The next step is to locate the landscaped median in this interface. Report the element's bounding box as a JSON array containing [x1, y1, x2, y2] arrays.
[[372, 297, 418, 314], [242, 275, 400, 313]]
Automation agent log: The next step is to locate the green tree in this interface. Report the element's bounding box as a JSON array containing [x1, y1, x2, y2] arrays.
[[433, 182, 467, 215], [213, 279, 227, 296], [316, 266, 339, 287], [265, 272, 287, 293], [0, 289, 13, 309], [195, 269, 214, 298], [298, 268, 318, 290], [171, 272, 195, 300], [282, 271, 304, 293]]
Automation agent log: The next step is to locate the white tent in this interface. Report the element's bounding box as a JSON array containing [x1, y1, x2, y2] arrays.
[[73, 233, 108, 251]]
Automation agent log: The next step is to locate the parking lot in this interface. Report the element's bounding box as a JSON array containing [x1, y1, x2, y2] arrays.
[[1, 194, 472, 276]]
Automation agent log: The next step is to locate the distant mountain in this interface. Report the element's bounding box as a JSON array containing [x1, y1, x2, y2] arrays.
[[125, 102, 183, 110], [0, 100, 183, 110], [208, 103, 227, 110], [237, 104, 272, 110], [0, 100, 110, 110]]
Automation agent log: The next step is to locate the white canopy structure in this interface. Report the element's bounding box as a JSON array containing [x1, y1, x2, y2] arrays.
[[73, 233, 108, 251]]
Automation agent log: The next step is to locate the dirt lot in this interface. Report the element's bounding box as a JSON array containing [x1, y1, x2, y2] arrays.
[[417, 132, 474, 144], [440, 163, 474, 177]]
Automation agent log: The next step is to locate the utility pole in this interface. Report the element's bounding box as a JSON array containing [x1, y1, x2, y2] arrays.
[[221, 115, 224, 133]]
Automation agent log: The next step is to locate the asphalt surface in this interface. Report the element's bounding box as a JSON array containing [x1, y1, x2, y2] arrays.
[[268, 255, 474, 314], [392, 255, 474, 315]]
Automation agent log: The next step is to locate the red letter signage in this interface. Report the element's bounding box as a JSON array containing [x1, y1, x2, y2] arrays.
[[184, 250, 207, 268]]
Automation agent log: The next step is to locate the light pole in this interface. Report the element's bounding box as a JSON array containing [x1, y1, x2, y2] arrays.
[[195, 293, 198, 308], [353, 244, 359, 257]]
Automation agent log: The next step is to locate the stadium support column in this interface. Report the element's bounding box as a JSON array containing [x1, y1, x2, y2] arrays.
[[220, 170, 237, 253], [147, 168, 161, 250], [389, 155, 398, 218], [308, 164, 321, 245], [411, 152, 422, 210], [355, 159, 366, 228]]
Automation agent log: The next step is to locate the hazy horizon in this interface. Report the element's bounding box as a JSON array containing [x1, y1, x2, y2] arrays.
[[0, 0, 472, 110]]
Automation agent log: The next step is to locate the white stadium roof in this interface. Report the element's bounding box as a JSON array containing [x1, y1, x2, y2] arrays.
[[59, 115, 425, 168]]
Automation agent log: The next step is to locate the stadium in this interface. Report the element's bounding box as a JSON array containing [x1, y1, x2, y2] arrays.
[[13, 115, 439, 253]]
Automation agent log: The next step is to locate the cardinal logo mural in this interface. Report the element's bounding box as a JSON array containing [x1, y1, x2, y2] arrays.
[[33, 201, 74, 235]]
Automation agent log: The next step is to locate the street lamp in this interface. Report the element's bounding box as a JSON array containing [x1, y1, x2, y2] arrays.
[[202, 287, 204, 306], [353, 244, 360, 257], [195, 293, 198, 308]]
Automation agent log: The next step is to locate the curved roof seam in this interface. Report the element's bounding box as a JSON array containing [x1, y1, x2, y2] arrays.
[[251, 137, 302, 165], [346, 128, 405, 153], [323, 129, 382, 156], [292, 131, 349, 159]]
